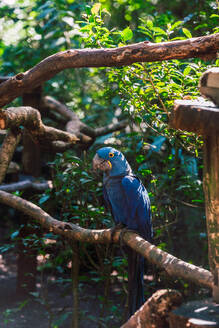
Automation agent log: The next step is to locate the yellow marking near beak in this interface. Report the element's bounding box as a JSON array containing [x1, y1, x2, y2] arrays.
[[107, 160, 112, 169]]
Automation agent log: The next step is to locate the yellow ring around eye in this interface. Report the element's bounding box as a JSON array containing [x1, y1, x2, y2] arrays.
[[107, 160, 112, 169], [109, 152, 114, 158]]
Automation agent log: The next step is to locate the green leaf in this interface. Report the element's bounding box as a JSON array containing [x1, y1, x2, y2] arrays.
[[91, 3, 101, 15], [146, 20, 153, 29], [111, 95, 121, 106], [121, 27, 133, 41], [11, 230, 19, 239], [210, 14, 219, 18], [39, 194, 50, 204], [152, 27, 167, 36], [182, 28, 192, 39], [183, 66, 191, 76], [170, 21, 183, 31]]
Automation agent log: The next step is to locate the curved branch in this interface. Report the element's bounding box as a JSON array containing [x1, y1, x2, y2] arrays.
[[0, 190, 213, 289], [0, 106, 78, 144], [42, 95, 128, 143], [95, 120, 128, 136], [0, 33, 218, 106], [0, 130, 21, 184], [41, 96, 77, 121]]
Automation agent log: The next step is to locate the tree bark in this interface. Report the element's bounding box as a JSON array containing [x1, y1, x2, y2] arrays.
[[0, 33, 218, 107], [0, 130, 21, 184], [0, 190, 214, 289], [121, 289, 183, 328]]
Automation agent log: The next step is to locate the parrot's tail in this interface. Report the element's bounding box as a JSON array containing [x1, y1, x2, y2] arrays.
[[127, 248, 145, 318]]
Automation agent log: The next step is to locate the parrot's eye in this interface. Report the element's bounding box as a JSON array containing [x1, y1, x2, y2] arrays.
[[109, 152, 114, 158]]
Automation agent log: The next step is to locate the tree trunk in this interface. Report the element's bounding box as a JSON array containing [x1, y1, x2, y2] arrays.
[[16, 87, 42, 295]]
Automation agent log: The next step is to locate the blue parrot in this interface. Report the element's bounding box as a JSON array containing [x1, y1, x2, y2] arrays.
[[92, 146, 153, 318]]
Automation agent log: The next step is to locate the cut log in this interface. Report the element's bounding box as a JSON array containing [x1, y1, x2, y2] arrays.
[[169, 99, 219, 136], [169, 299, 219, 328], [121, 289, 183, 328]]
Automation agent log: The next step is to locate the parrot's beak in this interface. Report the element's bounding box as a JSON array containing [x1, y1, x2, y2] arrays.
[[92, 153, 112, 172]]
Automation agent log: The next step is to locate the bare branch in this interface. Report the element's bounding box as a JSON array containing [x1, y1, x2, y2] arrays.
[[42, 95, 128, 143], [0, 190, 214, 289], [121, 289, 183, 328], [49, 141, 77, 152], [0, 106, 78, 144], [0, 179, 53, 192], [0, 33, 218, 106], [41, 96, 77, 121], [95, 120, 128, 136], [41, 96, 98, 143], [0, 130, 21, 184]]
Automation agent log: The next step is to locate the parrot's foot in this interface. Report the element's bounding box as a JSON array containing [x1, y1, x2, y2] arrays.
[[57, 222, 73, 231], [119, 226, 132, 244], [111, 223, 126, 242]]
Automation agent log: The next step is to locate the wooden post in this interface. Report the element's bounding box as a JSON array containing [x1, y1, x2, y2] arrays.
[[203, 134, 219, 300], [169, 89, 219, 301]]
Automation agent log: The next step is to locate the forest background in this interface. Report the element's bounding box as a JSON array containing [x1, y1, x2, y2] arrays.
[[0, 0, 219, 327]]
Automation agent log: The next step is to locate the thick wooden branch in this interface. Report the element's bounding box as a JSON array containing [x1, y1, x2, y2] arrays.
[[0, 190, 214, 289], [0, 106, 78, 144], [121, 289, 183, 328], [0, 130, 21, 184], [0, 33, 218, 107], [169, 99, 219, 135], [0, 179, 53, 192]]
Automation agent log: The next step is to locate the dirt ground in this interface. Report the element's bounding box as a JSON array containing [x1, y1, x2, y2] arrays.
[[0, 252, 123, 328]]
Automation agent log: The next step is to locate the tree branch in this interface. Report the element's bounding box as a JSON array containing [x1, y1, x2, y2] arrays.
[[0, 33, 218, 106], [0, 190, 214, 289], [0, 130, 21, 184], [94, 120, 128, 136], [42, 95, 128, 144], [0, 179, 53, 192], [0, 106, 78, 144]]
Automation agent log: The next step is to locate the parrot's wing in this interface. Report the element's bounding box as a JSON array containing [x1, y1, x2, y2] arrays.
[[121, 175, 141, 221], [121, 175, 152, 239], [103, 184, 114, 216]]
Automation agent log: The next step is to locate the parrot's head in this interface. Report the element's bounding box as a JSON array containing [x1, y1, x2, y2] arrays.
[[92, 147, 132, 177]]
